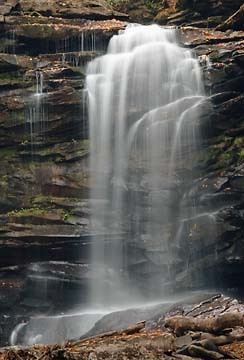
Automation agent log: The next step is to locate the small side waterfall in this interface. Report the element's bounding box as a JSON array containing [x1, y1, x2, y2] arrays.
[[57, 32, 97, 56], [87, 24, 205, 307], [26, 70, 47, 151], [36, 70, 44, 95]]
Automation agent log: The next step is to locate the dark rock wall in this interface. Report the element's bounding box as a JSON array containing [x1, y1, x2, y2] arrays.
[[110, 0, 244, 26], [170, 27, 244, 293], [0, 1, 127, 346], [191, 30, 244, 292], [0, 0, 243, 346]]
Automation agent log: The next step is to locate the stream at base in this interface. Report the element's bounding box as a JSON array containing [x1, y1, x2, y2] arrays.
[[11, 290, 217, 346]]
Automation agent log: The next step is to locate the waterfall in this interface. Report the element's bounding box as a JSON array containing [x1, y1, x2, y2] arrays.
[[36, 70, 44, 95], [5, 30, 16, 54], [87, 24, 205, 308], [25, 70, 47, 152]]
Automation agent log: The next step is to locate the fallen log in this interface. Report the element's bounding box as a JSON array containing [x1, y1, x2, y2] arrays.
[[165, 313, 244, 335], [122, 320, 146, 335], [216, 4, 244, 31], [192, 332, 244, 346], [0, 331, 176, 360], [193, 339, 219, 352], [188, 344, 224, 360], [78, 321, 146, 344]]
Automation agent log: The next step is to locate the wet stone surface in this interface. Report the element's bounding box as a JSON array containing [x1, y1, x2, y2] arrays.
[[0, 0, 243, 350]]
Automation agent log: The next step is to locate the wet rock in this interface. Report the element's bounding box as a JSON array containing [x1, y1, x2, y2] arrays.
[[3, 294, 244, 359], [4, 16, 126, 56], [216, 4, 244, 31], [191, 0, 243, 17], [179, 27, 244, 47], [156, 10, 201, 26], [19, 0, 128, 20], [0, 0, 244, 349], [153, 0, 244, 27], [13, 313, 104, 346], [209, 92, 241, 105], [0, 0, 18, 16], [0, 54, 34, 71]]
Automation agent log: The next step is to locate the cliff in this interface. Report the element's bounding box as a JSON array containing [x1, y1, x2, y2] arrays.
[[0, 0, 243, 347]]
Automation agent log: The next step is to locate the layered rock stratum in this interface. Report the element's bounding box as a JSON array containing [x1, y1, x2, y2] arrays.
[[0, 0, 243, 349]]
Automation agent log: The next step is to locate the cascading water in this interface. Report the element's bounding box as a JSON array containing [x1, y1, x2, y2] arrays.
[[26, 70, 47, 151], [59, 32, 98, 67], [87, 24, 205, 308], [9, 24, 208, 347], [36, 70, 44, 95], [56, 32, 96, 54], [5, 30, 16, 54]]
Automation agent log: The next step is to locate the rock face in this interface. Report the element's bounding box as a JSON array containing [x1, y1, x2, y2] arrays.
[[0, 1, 126, 346], [110, 0, 244, 26], [1, 0, 127, 20], [0, 0, 243, 348], [175, 26, 244, 293]]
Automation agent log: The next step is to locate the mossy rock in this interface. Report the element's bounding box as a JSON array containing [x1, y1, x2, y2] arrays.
[[203, 134, 244, 170], [31, 195, 83, 208], [7, 205, 49, 217], [0, 147, 17, 158]]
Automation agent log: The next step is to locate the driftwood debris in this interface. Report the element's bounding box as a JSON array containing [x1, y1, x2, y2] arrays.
[[1, 297, 244, 360], [79, 320, 146, 343], [216, 4, 244, 31], [188, 344, 224, 360], [192, 332, 244, 345], [0, 322, 176, 360], [122, 320, 146, 335], [165, 312, 244, 336], [165, 311, 244, 359]]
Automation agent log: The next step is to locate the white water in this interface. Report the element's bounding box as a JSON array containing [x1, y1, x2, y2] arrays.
[[57, 32, 96, 56], [36, 70, 44, 95], [58, 32, 99, 68], [25, 70, 47, 151], [87, 24, 205, 307]]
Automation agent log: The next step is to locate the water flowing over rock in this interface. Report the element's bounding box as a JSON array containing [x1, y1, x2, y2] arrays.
[[0, 0, 243, 349], [87, 24, 205, 307]]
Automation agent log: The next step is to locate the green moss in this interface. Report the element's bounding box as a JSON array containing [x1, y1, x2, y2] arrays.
[[34, 148, 56, 156], [234, 137, 244, 146], [62, 211, 72, 221], [32, 194, 82, 206], [31, 195, 53, 206], [0, 72, 31, 90], [145, 0, 162, 13], [219, 152, 231, 161], [8, 205, 49, 217], [202, 133, 244, 169], [223, 136, 233, 145], [0, 147, 17, 158], [0, 72, 21, 81], [13, 110, 25, 123], [238, 149, 244, 160]]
